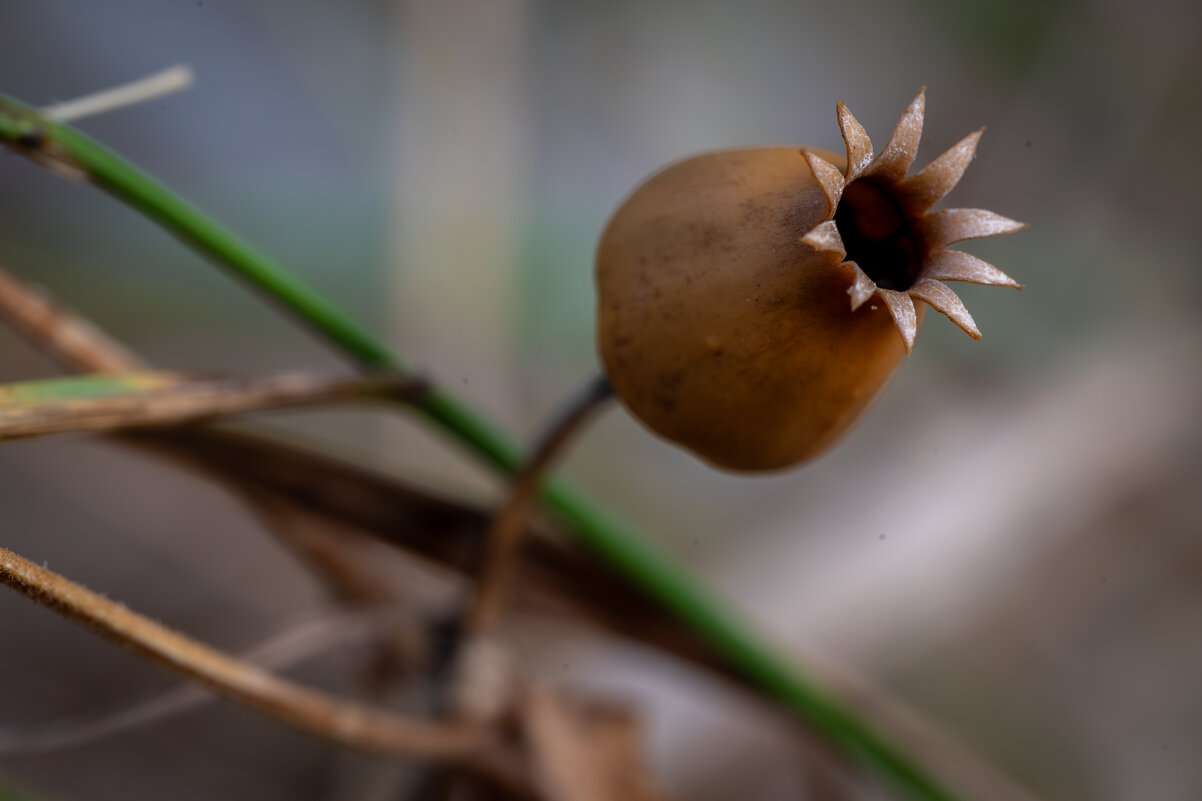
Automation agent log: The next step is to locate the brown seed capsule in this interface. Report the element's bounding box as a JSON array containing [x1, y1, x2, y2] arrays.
[[596, 90, 1024, 472]]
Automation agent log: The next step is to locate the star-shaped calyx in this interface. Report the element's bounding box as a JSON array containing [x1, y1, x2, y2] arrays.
[[799, 89, 1025, 353]]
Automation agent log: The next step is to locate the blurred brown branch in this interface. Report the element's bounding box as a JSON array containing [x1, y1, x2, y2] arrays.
[[0, 606, 419, 755], [468, 374, 613, 637], [0, 544, 520, 785], [0, 370, 417, 442], [0, 264, 144, 372]]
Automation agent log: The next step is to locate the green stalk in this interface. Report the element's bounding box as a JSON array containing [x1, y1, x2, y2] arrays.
[[0, 94, 960, 801]]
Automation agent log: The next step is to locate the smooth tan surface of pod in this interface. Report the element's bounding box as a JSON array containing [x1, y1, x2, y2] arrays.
[[597, 147, 919, 471]]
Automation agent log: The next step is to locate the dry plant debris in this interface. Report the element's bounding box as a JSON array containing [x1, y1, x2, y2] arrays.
[[0, 77, 1039, 801], [0, 370, 413, 441]]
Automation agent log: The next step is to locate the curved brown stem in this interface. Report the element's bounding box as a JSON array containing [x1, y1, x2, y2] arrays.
[[0, 606, 417, 755], [467, 373, 614, 634], [0, 544, 524, 791], [0, 263, 144, 373]]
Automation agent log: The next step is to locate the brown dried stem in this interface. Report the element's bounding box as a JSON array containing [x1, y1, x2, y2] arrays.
[[420, 376, 614, 800], [468, 373, 615, 634], [0, 544, 525, 787], [0, 264, 144, 372], [0, 370, 417, 442], [0, 606, 417, 755]]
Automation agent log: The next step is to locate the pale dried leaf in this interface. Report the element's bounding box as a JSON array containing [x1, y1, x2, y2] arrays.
[[877, 289, 918, 353], [897, 129, 982, 212], [864, 88, 925, 181], [845, 262, 878, 311], [802, 150, 845, 214], [920, 209, 1027, 253], [837, 102, 874, 180], [922, 250, 1022, 288], [908, 278, 980, 339], [800, 220, 846, 257]]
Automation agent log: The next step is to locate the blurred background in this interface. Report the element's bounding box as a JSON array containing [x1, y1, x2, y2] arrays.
[[1, 0, 1200, 799]]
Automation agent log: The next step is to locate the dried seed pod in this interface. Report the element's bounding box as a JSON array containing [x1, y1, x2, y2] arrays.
[[596, 90, 1024, 471]]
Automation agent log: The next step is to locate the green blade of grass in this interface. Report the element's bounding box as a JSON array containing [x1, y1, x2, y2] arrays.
[[0, 93, 960, 801]]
